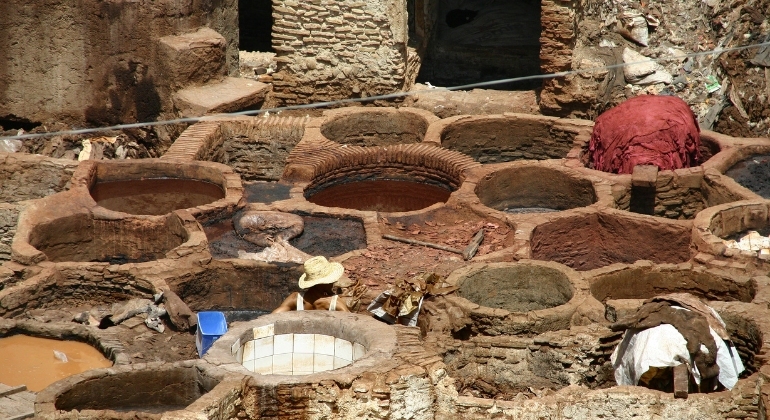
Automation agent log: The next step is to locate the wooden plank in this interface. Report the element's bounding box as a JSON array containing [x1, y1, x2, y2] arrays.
[[673, 364, 689, 399]]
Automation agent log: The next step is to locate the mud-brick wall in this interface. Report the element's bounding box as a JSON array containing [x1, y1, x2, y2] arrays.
[[0, 204, 20, 262], [270, 0, 409, 104]]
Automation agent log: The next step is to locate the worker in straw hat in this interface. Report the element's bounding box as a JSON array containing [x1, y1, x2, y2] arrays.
[[272, 256, 352, 313]]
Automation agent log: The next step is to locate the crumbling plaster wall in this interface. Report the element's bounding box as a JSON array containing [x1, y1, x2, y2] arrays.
[[270, 0, 412, 104], [0, 0, 238, 126]]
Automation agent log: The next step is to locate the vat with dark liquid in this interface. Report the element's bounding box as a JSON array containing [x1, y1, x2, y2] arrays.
[[90, 178, 225, 215]]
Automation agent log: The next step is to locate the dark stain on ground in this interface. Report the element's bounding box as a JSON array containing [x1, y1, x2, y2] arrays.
[[204, 215, 367, 259], [289, 215, 367, 257], [725, 154, 770, 198], [243, 181, 293, 203]]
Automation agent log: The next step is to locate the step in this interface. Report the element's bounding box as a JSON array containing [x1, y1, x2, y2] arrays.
[[174, 77, 270, 118]]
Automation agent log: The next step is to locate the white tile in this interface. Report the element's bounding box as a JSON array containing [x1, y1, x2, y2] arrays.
[[235, 345, 244, 364], [334, 357, 352, 370], [231, 338, 241, 355], [353, 343, 366, 361], [241, 358, 255, 372], [253, 356, 273, 375], [314, 334, 336, 356], [273, 334, 294, 355], [254, 336, 274, 359], [242, 340, 256, 362], [314, 354, 335, 373], [335, 338, 353, 361], [253, 324, 275, 339], [294, 334, 315, 353], [273, 353, 293, 373], [293, 353, 314, 373]]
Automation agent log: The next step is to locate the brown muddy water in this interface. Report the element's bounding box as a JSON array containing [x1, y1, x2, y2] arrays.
[[307, 180, 451, 212], [0, 335, 112, 392], [90, 178, 225, 215]]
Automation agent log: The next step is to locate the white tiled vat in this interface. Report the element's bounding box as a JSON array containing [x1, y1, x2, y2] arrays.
[[232, 324, 367, 375]]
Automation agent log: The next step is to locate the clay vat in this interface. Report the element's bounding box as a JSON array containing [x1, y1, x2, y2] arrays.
[[36, 362, 221, 419], [531, 210, 693, 271], [725, 153, 770, 198], [84, 160, 231, 216], [475, 165, 597, 213], [430, 114, 590, 163], [443, 261, 588, 335], [693, 200, 770, 263], [205, 311, 398, 378], [0, 320, 125, 393], [301, 145, 473, 213], [27, 212, 188, 263], [306, 178, 452, 213], [320, 108, 435, 146], [201, 117, 307, 181]]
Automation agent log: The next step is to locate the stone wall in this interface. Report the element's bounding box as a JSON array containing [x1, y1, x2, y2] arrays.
[[0, 0, 237, 126], [270, 0, 410, 104], [0, 204, 20, 263]]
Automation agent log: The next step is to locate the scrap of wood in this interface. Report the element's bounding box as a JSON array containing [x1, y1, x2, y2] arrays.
[[383, 234, 463, 255], [462, 229, 485, 261]]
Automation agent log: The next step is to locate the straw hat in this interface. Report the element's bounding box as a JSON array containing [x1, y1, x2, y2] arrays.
[[298, 256, 345, 289]]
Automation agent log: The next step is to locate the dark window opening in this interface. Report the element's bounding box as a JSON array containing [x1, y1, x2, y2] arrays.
[[416, 0, 542, 90], [239, 0, 273, 52], [0, 115, 41, 132]]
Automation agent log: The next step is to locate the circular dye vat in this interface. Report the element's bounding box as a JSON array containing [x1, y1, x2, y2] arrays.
[[475, 166, 597, 213], [320, 109, 430, 146], [306, 179, 451, 212], [0, 335, 112, 392], [238, 331, 367, 375], [457, 265, 574, 312], [91, 178, 225, 215], [725, 154, 770, 198], [531, 212, 693, 271]]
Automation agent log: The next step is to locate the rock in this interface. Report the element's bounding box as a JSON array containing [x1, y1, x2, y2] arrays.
[[618, 10, 649, 46], [233, 210, 305, 247], [108, 298, 154, 325], [622, 48, 672, 85], [163, 289, 197, 331], [622, 48, 657, 82]]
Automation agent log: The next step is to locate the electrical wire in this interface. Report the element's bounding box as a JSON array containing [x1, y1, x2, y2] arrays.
[[2, 39, 769, 142]]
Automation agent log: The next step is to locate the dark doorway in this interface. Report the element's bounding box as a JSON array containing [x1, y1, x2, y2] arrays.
[[416, 0, 542, 90], [239, 0, 273, 52]]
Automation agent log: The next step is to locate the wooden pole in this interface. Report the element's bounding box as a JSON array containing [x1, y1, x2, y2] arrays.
[[462, 229, 485, 260], [382, 234, 463, 255]]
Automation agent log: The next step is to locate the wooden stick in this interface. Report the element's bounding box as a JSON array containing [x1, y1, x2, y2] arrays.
[[382, 234, 463, 255], [463, 229, 485, 261]]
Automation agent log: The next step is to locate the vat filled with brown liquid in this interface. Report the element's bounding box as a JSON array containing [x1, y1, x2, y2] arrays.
[[306, 179, 451, 213], [0, 335, 112, 392], [90, 178, 225, 215]]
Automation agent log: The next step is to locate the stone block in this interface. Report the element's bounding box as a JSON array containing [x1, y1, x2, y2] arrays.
[[173, 77, 270, 117], [158, 27, 227, 90]]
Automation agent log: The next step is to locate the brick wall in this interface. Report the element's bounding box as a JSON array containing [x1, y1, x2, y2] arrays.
[[270, 0, 409, 104]]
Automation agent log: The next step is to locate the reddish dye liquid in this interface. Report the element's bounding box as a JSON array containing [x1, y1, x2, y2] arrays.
[[307, 179, 451, 213], [90, 178, 225, 215]]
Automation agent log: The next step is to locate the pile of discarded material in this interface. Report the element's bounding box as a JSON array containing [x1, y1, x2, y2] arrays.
[[610, 293, 744, 398], [368, 272, 458, 326]]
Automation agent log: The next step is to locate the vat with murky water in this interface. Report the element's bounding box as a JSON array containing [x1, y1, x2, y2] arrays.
[[91, 178, 225, 215], [306, 179, 451, 213], [0, 335, 112, 392]]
